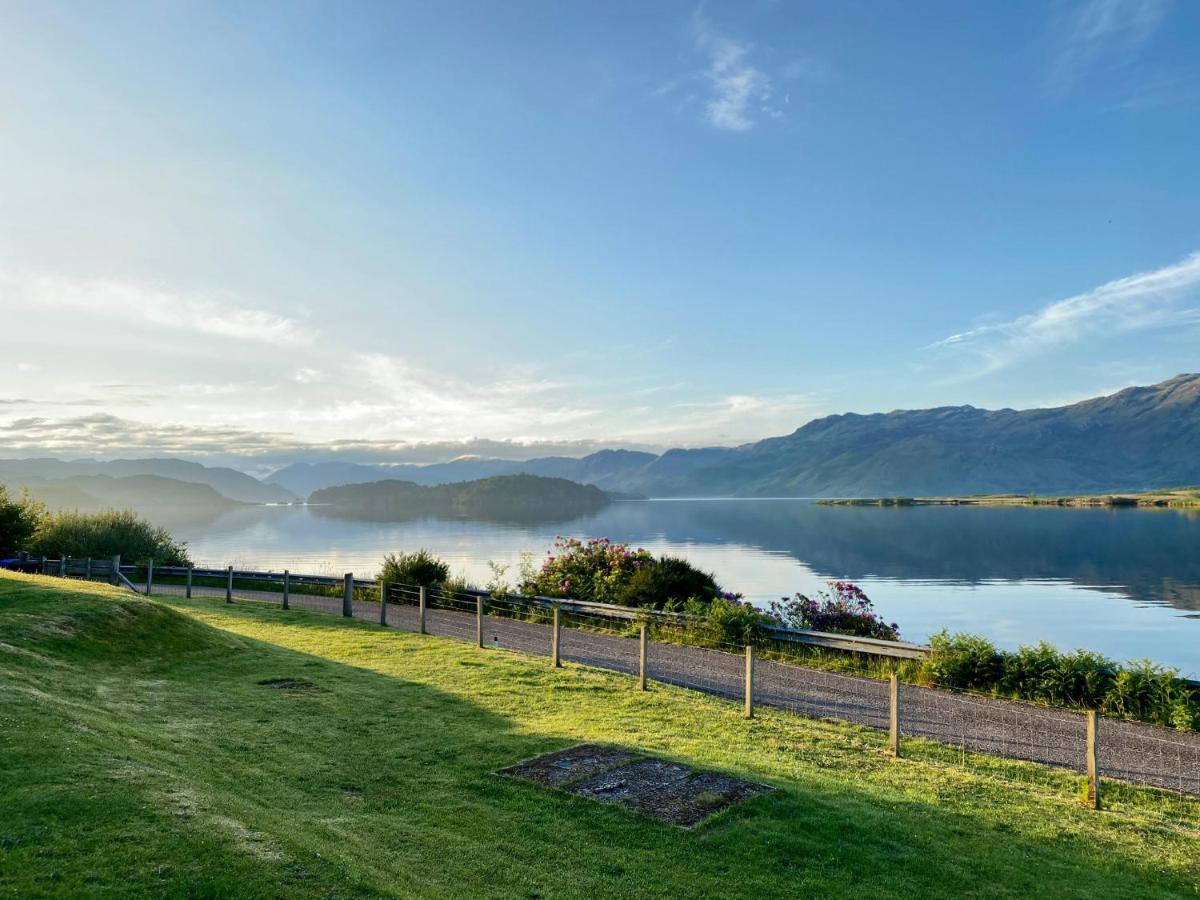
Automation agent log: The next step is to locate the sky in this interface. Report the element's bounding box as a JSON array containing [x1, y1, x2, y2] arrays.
[[1, 0, 1199, 469]]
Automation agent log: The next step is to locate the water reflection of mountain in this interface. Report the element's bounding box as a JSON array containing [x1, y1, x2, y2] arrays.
[[164, 499, 1200, 616], [109, 503, 237, 534], [571, 501, 1200, 613]]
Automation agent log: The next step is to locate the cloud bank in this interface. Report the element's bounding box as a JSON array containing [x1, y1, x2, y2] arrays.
[[0, 271, 313, 346]]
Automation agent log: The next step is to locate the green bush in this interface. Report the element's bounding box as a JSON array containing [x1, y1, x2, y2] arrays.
[[0, 486, 45, 557], [379, 550, 450, 588], [681, 597, 775, 648], [1000, 644, 1117, 708], [1101, 659, 1191, 726], [615, 556, 720, 609], [27, 509, 190, 566], [922, 633, 1198, 730], [922, 631, 1005, 691]]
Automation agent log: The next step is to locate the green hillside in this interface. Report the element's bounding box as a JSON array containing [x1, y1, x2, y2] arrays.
[[10, 474, 242, 511], [0, 572, 1197, 898], [309, 473, 611, 522]]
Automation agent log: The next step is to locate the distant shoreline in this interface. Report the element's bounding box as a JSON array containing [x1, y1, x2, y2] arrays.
[[818, 489, 1200, 509]]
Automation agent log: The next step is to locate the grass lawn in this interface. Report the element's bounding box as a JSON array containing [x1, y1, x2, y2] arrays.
[[1, 571, 1197, 898]]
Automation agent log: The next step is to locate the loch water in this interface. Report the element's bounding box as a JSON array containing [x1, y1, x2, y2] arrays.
[[159, 498, 1200, 676]]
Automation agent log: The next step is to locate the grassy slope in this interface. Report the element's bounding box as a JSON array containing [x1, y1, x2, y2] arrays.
[[0, 572, 1197, 899]]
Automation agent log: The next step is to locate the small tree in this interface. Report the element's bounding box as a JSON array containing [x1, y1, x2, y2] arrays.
[[0, 486, 45, 557]]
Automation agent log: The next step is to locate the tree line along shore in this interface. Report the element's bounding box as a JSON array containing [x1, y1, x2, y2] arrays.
[[818, 488, 1200, 509]]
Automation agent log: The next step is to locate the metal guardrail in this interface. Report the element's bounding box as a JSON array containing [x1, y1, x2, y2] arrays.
[[762, 626, 930, 659], [427, 584, 933, 659]]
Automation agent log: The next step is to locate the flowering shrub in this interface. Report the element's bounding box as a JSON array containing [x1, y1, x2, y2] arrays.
[[520, 538, 722, 609], [520, 537, 655, 605], [768, 581, 900, 641]]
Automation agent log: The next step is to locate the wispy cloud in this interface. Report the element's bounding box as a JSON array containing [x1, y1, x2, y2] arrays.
[[657, 9, 808, 133], [1046, 0, 1171, 98], [931, 250, 1200, 377], [345, 352, 596, 439], [691, 10, 773, 132], [0, 271, 313, 345]]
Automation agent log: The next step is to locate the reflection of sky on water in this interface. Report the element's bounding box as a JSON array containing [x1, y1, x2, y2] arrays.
[[165, 500, 1200, 676]]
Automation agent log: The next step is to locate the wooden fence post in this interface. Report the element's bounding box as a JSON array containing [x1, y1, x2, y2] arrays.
[[282, 570, 289, 610], [552, 607, 561, 668], [145, 559, 153, 596], [85, 557, 92, 579], [379, 581, 389, 625], [59, 556, 66, 577], [638, 624, 648, 691], [111, 555, 120, 587], [225, 565, 233, 603], [40, 556, 47, 575], [1086, 710, 1101, 809], [418, 585, 427, 634], [342, 573, 353, 617], [745, 645, 755, 719], [186, 566, 193, 599], [476, 594, 484, 648], [888, 674, 902, 757]]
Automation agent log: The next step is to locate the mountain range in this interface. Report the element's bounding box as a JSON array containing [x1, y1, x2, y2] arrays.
[[3, 375, 1198, 502], [13, 474, 242, 512], [0, 458, 294, 504], [271, 374, 1200, 498]]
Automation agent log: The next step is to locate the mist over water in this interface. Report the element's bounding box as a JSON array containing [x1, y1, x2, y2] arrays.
[[161, 499, 1200, 676]]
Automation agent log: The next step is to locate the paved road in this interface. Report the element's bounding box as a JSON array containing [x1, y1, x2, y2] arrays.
[[142, 581, 1200, 797]]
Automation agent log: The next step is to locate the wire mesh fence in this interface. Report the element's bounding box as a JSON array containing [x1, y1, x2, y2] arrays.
[[29, 560, 1199, 828]]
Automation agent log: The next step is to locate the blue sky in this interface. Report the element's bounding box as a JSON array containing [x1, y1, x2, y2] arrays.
[[1, 0, 1198, 465]]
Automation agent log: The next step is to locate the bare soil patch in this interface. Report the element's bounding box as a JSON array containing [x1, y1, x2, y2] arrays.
[[256, 678, 320, 691], [498, 743, 773, 827]]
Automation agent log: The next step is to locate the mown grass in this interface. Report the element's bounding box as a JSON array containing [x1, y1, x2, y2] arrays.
[[1, 571, 1197, 899]]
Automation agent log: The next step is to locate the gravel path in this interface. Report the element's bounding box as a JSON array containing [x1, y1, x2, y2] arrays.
[[143, 581, 1200, 797]]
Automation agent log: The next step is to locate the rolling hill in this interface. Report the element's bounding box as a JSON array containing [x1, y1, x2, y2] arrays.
[[308, 474, 611, 522], [13, 474, 241, 511], [0, 457, 295, 503], [266, 450, 657, 497]]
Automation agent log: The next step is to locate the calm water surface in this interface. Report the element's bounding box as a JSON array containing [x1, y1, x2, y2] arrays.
[[159, 499, 1200, 676]]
